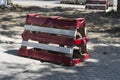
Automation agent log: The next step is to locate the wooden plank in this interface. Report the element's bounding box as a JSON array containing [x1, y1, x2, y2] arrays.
[[19, 48, 87, 66], [22, 31, 74, 46], [86, 6, 107, 10], [53, 18, 85, 29], [22, 41, 73, 55], [86, 4, 107, 6], [85, 9, 106, 12], [19, 48, 67, 63], [24, 25, 77, 37], [26, 15, 85, 29], [86, 0, 108, 4], [85, 0, 108, 11]]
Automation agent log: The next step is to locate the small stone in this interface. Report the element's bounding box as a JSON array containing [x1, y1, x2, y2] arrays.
[[103, 52, 108, 54]]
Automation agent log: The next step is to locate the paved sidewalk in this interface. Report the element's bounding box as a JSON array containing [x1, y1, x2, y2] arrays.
[[0, 33, 120, 80], [0, 1, 120, 80], [12, 0, 85, 9]]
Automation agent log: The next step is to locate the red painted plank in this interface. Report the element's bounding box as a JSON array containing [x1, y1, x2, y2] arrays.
[[86, 1, 108, 4], [19, 48, 75, 66], [26, 14, 85, 29], [27, 14, 61, 18], [52, 18, 85, 29], [27, 13, 39, 17], [84, 52, 90, 60], [76, 18, 86, 29], [22, 31, 88, 46], [74, 37, 88, 45], [26, 15, 52, 27], [19, 48, 90, 66], [86, 6, 106, 10], [19, 48, 62, 63], [22, 31, 74, 46]]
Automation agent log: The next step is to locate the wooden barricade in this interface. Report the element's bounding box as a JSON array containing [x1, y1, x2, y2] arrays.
[[61, 0, 77, 4], [85, 0, 109, 11], [18, 14, 90, 66], [60, 0, 86, 4]]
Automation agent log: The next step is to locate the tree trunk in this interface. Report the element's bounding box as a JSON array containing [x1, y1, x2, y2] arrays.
[[75, 0, 78, 4], [0, 0, 12, 7], [118, 0, 120, 11], [7, 0, 12, 5]]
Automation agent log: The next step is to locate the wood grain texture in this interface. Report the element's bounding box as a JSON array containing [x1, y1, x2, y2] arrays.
[[22, 41, 73, 55], [24, 25, 77, 37], [22, 31, 74, 46]]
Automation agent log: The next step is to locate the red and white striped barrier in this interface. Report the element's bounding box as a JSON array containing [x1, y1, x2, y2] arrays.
[[60, 0, 86, 4], [61, 0, 76, 4], [19, 14, 90, 66], [85, 0, 109, 11]]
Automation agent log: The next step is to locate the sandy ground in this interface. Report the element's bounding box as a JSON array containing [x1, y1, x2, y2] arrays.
[[0, 5, 120, 80]]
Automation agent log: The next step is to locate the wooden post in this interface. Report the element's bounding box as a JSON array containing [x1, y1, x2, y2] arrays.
[[0, 0, 7, 7], [112, 0, 118, 11], [7, 0, 12, 5], [118, 0, 120, 11], [0, 0, 12, 7]]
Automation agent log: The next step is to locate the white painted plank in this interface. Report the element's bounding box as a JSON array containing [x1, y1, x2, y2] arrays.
[[24, 25, 77, 37], [22, 41, 73, 55], [86, 4, 107, 6], [86, 9, 106, 12]]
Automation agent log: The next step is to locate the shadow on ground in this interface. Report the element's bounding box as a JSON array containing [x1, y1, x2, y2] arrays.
[[2, 42, 120, 80], [5, 50, 18, 56], [0, 54, 120, 80], [0, 6, 120, 80], [1, 6, 120, 39]]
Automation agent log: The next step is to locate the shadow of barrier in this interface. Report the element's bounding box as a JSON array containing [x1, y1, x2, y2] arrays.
[[18, 14, 90, 66]]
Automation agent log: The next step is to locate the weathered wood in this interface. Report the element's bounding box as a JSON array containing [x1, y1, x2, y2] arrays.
[[26, 15, 85, 29], [22, 41, 74, 55], [19, 48, 90, 66], [19, 14, 90, 66], [24, 25, 77, 37], [118, 0, 120, 11], [85, 0, 108, 11], [86, 0, 108, 4], [86, 4, 107, 6], [22, 31, 75, 46]]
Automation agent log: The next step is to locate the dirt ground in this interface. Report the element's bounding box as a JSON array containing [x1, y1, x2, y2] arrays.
[[0, 6, 120, 80], [0, 6, 120, 43], [0, 6, 120, 46]]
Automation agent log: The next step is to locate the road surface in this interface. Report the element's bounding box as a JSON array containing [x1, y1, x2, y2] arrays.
[[0, 1, 120, 80], [12, 0, 85, 9]]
